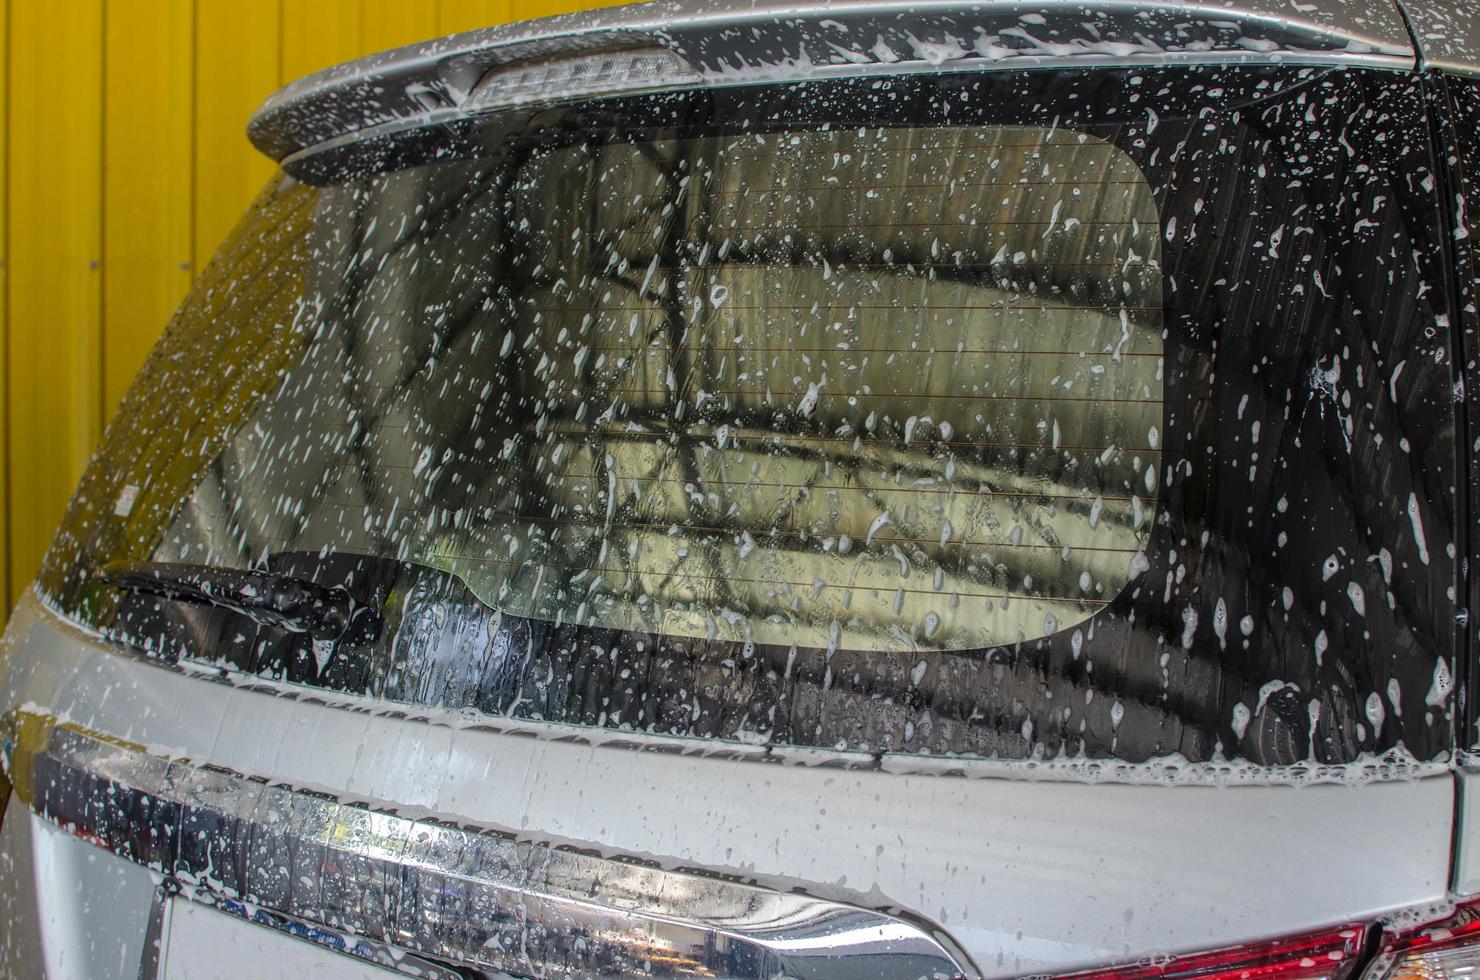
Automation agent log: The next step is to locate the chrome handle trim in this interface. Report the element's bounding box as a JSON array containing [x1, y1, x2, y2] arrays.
[[6, 714, 974, 979]]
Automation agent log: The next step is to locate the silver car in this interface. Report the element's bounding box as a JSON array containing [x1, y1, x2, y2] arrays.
[[4, 0, 1480, 977]]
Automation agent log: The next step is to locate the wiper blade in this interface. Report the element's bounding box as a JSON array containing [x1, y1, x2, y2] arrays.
[[99, 561, 376, 642]]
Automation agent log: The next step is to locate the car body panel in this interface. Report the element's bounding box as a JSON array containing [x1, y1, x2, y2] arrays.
[[1451, 771, 1480, 896], [6, 0, 1479, 974], [0, 806, 49, 979], [1399, 0, 1480, 76], [0, 592, 1456, 977], [9, 815, 156, 977], [161, 901, 406, 979]]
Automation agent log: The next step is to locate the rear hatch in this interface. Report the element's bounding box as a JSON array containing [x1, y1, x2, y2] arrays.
[[0, 3, 1467, 977]]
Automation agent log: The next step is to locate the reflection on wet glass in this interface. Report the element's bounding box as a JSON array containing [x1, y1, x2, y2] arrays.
[[161, 126, 1162, 654]]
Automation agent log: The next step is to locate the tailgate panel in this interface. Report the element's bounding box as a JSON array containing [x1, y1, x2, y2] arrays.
[[0, 594, 1456, 977]]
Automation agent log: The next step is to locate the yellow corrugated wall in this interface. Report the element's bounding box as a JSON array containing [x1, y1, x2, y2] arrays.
[[0, 0, 625, 625]]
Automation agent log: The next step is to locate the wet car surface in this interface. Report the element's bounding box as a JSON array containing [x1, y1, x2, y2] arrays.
[[4, 0, 1480, 977]]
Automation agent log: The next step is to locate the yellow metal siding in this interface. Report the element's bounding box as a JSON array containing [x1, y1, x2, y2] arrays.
[[103, 0, 195, 417], [438, 1, 514, 36], [363, 1, 439, 54], [0, 0, 9, 618], [7, 2, 104, 618], [193, 2, 281, 273], [0, 0, 622, 623]]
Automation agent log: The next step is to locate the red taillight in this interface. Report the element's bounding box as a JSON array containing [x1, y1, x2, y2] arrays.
[[1046, 925, 1370, 980], [1362, 900, 1480, 980]]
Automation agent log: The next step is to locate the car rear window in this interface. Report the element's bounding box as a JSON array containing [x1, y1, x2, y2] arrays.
[[41, 65, 1458, 767], [160, 125, 1161, 655]]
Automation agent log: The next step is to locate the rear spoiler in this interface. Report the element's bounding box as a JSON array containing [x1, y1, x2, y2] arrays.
[[247, 0, 1418, 166]]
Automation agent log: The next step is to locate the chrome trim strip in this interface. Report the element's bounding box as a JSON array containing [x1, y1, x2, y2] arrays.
[[247, 0, 1418, 164], [6, 714, 974, 980]]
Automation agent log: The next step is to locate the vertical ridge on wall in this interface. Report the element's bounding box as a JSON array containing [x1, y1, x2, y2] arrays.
[[281, 1, 362, 85], [6, 1, 104, 610], [438, 0, 516, 36], [193, 0, 281, 274], [1, 0, 625, 618], [363, 0, 439, 54], [0, 0, 9, 627]]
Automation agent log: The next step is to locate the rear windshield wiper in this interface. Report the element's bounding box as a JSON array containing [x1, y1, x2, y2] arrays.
[[99, 561, 379, 642]]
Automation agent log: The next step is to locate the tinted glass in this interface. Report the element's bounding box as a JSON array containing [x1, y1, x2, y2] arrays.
[[160, 126, 1161, 654], [42, 65, 1458, 766], [1443, 74, 1480, 751]]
